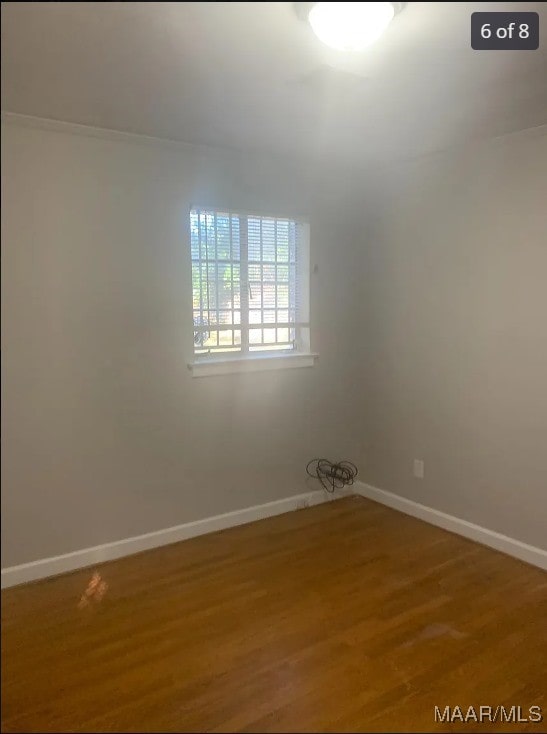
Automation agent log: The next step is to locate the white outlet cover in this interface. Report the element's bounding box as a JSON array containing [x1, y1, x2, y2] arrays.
[[413, 459, 425, 479]]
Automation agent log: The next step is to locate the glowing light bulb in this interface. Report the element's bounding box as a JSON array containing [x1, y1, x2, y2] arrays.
[[308, 2, 395, 51]]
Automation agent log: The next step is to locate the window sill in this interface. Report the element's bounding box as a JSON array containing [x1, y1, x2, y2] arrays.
[[188, 352, 318, 378]]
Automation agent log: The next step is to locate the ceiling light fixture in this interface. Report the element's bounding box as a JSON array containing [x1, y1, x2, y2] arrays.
[[296, 2, 404, 52]]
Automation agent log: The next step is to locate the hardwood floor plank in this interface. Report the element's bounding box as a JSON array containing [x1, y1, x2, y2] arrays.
[[2, 496, 546, 733]]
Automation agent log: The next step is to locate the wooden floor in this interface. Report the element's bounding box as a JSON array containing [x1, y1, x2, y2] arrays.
[[2, 496, 546, 733]]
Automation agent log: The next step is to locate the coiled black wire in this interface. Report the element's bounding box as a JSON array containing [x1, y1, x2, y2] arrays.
[[306, 458, 358, 493]]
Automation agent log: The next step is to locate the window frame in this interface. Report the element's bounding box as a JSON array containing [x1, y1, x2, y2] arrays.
[[188, 206, 316, 377]]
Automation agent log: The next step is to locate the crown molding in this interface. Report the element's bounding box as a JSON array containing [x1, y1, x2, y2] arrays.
[[0, 110, 352, 176], [2, 110, 546, 173], [0, 111, 245, 161]]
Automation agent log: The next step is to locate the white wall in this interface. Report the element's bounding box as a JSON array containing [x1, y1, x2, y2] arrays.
[[1, 119, 363, 567], [358, 129, 547, 549]]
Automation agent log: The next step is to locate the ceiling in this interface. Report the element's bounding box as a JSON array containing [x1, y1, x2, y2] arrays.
[[2, 2, 546, 164]]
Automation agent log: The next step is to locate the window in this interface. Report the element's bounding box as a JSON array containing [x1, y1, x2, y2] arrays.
[[189, 208, 313, 375]]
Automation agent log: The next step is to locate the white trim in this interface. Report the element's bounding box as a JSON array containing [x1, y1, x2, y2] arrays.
[[189, 352, 318, 377], [354, 481, 547, 571], [1, 486, 351, 589], [4, 479, 544, 588], [0, 112, 314, 179], [1, 111, 239, 159], [3, 112, 546, 170]]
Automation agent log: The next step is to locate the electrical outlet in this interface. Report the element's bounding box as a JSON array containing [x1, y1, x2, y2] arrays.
[[413, 459, 425, 479]]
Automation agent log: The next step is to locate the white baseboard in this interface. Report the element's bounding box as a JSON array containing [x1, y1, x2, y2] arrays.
[[4, 481, 544, 588], [1, 487, 352, 589], [354, 481, 547, 571]]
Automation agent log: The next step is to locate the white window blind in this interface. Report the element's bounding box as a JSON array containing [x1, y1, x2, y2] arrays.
[[190, 208, 310, 358]]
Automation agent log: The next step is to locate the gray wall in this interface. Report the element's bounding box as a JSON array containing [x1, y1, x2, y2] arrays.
[[1, 120, 363, 566], [358, 130, 547, 549], [3, 119, 546, 568]]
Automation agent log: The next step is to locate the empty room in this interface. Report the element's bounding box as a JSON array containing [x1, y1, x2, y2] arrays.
[[1, 2, 546, 732]]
